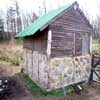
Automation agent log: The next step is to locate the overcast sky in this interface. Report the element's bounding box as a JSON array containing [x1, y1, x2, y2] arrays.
[[0, 0, 100, 20]]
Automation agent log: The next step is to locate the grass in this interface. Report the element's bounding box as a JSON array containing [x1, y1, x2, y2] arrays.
[[0, 60, 11, 65], [92, 39, 100, 55], [0, 47, 23, 66], [20, 72, 74, 97]]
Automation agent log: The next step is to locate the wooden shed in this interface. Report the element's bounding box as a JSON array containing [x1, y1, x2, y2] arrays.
[[16, 2, 94, 91]]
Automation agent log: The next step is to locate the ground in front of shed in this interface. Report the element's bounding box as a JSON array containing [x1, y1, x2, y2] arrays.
[[1, 75, 100, 100], [0, 42, 100, 100]]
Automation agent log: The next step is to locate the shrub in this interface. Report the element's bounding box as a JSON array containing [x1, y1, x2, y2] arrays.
[[0, 48, 22, 66]]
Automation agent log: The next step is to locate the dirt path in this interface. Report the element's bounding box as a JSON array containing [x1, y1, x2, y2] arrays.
[[4, 76, 39, 100], [1, 75, 99, 100]]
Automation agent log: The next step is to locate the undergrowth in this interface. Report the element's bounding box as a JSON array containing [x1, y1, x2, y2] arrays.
[[20, 72, 74, 97], [92, 39, 100, 55], [0, 48, 22, 66]]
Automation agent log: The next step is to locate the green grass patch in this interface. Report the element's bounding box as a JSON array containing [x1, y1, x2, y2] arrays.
[[20, 72, 74, 97]]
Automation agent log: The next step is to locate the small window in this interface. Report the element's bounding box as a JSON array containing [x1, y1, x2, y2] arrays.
[[75, 33, 82, 56], [74, 33, 90, 56], [82, 34, 89, 55]]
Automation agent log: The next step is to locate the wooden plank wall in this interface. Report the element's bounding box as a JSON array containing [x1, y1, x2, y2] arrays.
[[50, 7, 92, 57], [75, 32, 82, 56], [23, 49, 49, 89], [23, 27, 49, 89], [23, 27, 48, 54]]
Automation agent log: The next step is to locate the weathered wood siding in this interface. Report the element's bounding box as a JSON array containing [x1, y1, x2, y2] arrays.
[[23, 28, 48, 54], [50, 7, 92, 57], [23, 28, 49, 89], [75, 32, 82, 56], [23, 49, 49, 89]]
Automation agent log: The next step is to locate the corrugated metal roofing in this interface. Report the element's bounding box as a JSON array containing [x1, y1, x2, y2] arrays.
[[16, 2, 75, 38]]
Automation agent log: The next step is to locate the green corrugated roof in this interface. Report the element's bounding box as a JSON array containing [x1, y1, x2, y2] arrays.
[[16, 2, 74, 38]]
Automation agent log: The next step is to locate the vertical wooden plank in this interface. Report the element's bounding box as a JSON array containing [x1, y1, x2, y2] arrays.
[[90, 35, 92, 54], [38, 54, 48, 88], [23, 48, 28, 73], [73, 32, 75, 56], [31, 50, 33, 77], [75, 33, 82, 56], [82, 34, 88, 55], [27, 49, 33, 78], [47, 30, 52, 58], [32, 51, 39, 82]]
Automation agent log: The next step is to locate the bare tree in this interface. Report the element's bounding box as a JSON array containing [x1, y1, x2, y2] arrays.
[[30, 12, 37, 22], [57, 0, 60, 8], [5, 0, 23, 42], [14, 0, 22, 33], [21, 12, 37, 29], [6, 6, 16, 38], [43, 0, 47, 14], [0, 9, 4, 40], [92, 1, 100, 39], [0, 9, 4, 32], [38, 0, 47, 16]]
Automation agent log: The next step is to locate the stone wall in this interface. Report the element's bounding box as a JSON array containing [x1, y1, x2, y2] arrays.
[[49, 55, 91, 90], [23, 49, 91, 91], [23, 48, 49, 89]]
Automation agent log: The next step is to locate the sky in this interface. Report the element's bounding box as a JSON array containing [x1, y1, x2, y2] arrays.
[[0, 0, 100, 21]]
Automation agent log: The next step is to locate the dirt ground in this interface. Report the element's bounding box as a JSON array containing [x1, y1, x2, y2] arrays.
[[3, 76, 39, 100], [0, 42, 100, 100], [0, 75, 100, 100], [0, 64, 99, 100]]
